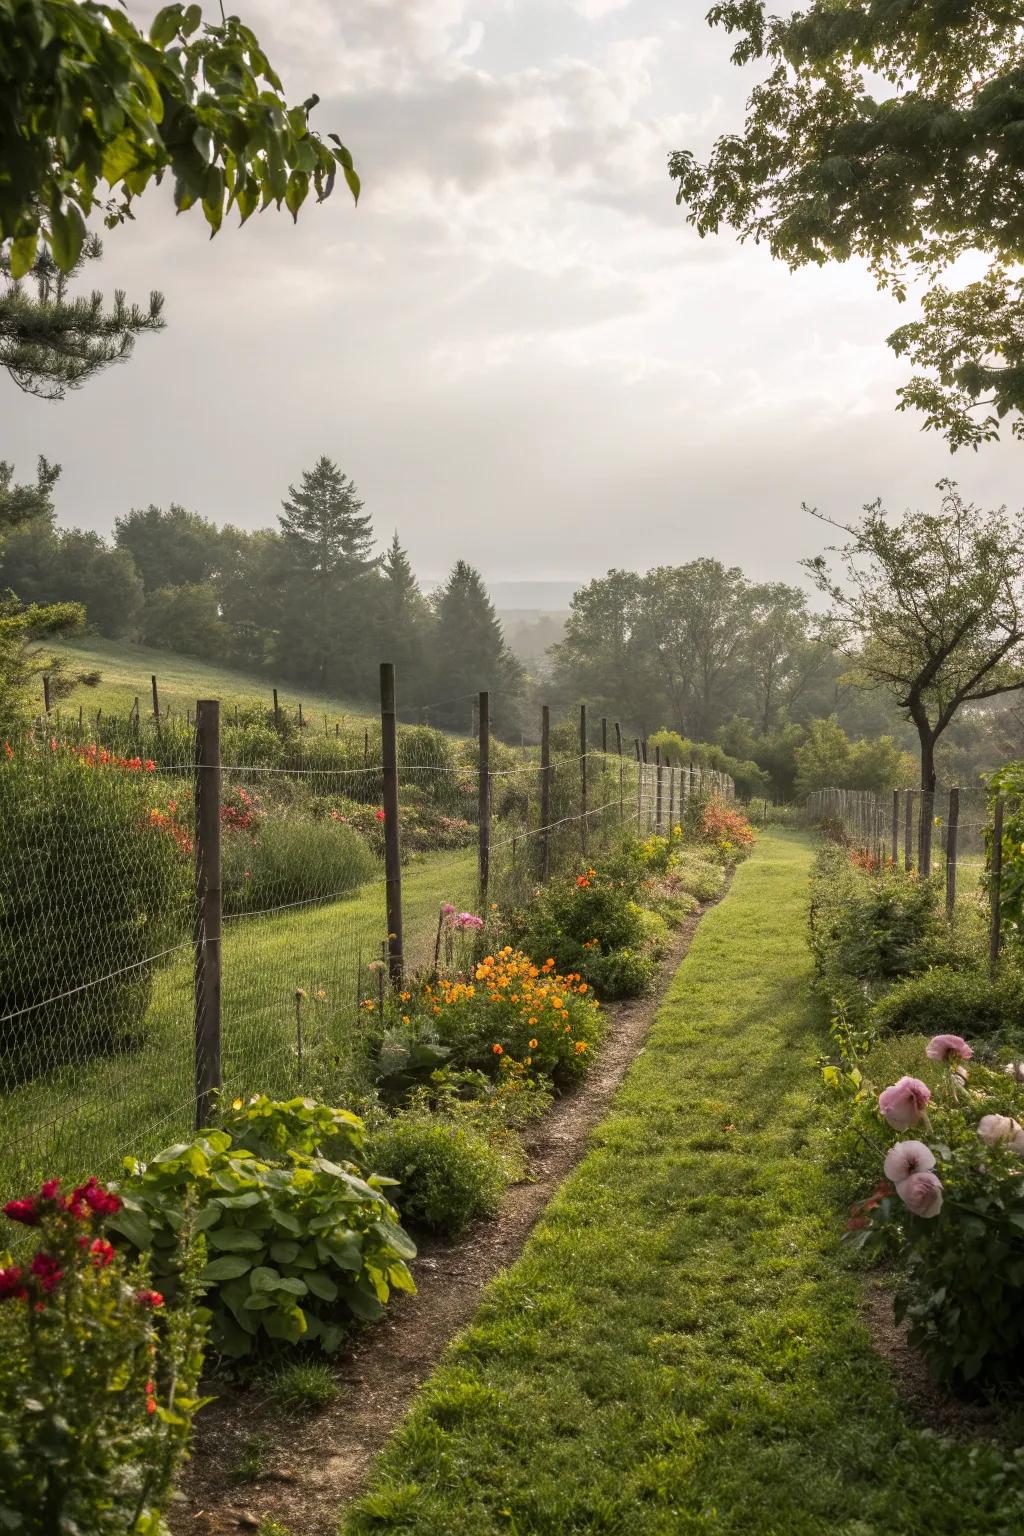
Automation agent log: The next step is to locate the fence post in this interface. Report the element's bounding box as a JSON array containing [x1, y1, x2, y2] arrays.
[[990, 794, 1004, 971], [655, 746, 663, 834], [273, 688, 280, 730], [580, 704, 588, 856], [668, 763, 676, 831], [634, 739, 643, 829], [919, 789, 935, 877], [298, 701, 304, 731], [380, 663, 404, 985], [478, 690, 491, 908], [194, 700, 222, 1129], [150, 673, 159, 721], [42, 674, 51, 714], [540, 704, 551, 882], [904, 790, 915, 871], [615, 721, 624, 824], [945, 787, 960, 918], [891, 789, 899, 867], [601, 716, 608, 755]]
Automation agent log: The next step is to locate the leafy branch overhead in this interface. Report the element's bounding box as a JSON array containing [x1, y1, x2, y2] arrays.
[[0, 1, 360, 277], [669, 2, 1024, 448]]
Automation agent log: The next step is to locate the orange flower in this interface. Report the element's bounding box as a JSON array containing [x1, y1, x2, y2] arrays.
[[492, 1043, 504, 1055], [575, 1040, 589, 1054], [578, 983, 588, 994], [529, 1039, 538, 1049]]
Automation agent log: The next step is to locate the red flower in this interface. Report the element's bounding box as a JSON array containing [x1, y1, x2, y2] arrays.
[[135, 1289, 165, 1308], [375, 809, 386, 822], [89, 1238, 115, 1269], [3, 741, 13, 759], [29, 1253, 63, 1292], [39, 1179, 61, 1201], [67, 1177, 122, 1220], [0, 1266, 26, 1302], [4, 1198, 39, 1226]]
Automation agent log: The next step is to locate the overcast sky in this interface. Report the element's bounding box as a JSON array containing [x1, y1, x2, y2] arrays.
[[4, 0, 1021, 588]]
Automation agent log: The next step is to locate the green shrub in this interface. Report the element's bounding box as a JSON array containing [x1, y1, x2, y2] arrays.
[[222, 816, 375, 915], [511, 867, 664, 999], [366, 1111, 512, 1238], [668, 850, 726, 904], [0, 1174, 208, 1536], [809, 845, 943, 991], [871, 964, 1024, 1045], [110, 1097, 416, 1357], [0, 745, 190, 1084]]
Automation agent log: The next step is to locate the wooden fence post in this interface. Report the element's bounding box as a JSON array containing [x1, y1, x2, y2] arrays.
[[273, 689, 280, 729], [540, 704, 551, 883], [478, 690, 491, 909], [891, 789, 899, 867], [580, 704, 588, 855], [601, 716, 608, 755], [990, 794, 1004, 972], [655, 746, 663, 834], [615, 722, 624, 823], [668, 763, 676, 831], [904, 790, 915, 871], [151, 674, 160, 720], [634, 739, 643, 829], [380, 663, 404, 985], [194, 700, 222, 1129], [945, 787, 960, 918], [42, 674, 51, 715]]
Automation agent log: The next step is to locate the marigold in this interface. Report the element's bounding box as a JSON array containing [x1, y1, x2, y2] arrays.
[[492, 1043, 504, 1055], [529, 1039, 538, 1049]]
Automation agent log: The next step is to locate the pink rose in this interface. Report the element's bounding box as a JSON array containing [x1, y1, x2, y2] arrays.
[[883, 1139, 935, 1184], [878, 1076, 931, 1130], [977, 1113, 1024, 1153], [925, 1033, 972, 1063], [895, 1169, 943, 1219]]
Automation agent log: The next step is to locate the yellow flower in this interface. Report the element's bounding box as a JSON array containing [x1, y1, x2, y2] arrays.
[[529, 1038, 538, 1049], [232, 1097, 244, 1110], [575, 1040, 588, 1054]]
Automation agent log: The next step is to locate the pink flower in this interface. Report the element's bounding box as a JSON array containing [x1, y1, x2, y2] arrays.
[[38, 1179, 61, 1201], [883, 1140, 936, 1184], [925, 1033, 973, 1063], [977, 1113, 1024, 1153], [440, 903, 456, 917], [878, 1077, 931, 1130], [895, 1169, 944, 1218], [455, 912, 484, 931], [3, 1198, 39, 1226]]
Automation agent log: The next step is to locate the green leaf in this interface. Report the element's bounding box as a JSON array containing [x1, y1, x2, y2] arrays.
[[201, 1254, 254, 1282], [150, 5, 184, 48], [182, 4, 203, 35], [206, 1227, 265, 1252], [9, 232, 38, 280]]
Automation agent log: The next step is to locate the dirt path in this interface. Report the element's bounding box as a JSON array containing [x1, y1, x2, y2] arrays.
[[178, 897, 723, 1536]]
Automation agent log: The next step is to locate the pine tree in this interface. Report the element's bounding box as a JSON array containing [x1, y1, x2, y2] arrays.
[[431, 561, 524, 730], [1, 238, 163, 399], [376, 532, 434, 699], [276, 457, 380, 690]]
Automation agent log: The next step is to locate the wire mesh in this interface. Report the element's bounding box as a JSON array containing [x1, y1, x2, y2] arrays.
[[1, 704, 736, 1206]]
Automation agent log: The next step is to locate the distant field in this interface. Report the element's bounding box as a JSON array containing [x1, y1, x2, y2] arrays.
[[45, 636, 377, 729]]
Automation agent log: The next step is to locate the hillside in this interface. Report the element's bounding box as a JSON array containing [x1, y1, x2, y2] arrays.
[[45, 637, 377, 728]]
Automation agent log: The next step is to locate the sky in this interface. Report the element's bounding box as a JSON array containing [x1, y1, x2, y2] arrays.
[[3, 0, 1022, 590]]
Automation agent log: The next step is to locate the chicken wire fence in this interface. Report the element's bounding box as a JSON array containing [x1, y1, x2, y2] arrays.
[[1, 686, 733, 1201]]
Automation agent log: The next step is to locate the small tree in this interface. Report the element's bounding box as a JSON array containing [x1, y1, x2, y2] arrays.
[[805, 483, 1024, 864]]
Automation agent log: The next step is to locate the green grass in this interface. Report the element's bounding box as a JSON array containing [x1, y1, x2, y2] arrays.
[[0, 848, 477, 1202], [47, 635, 376, 728], [342, 830, 1024, 1536]]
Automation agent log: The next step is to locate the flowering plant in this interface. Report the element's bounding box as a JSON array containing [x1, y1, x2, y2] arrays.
[[509, 863, 666, 999], [838, 1036, 1024, 1384], [0, 1176, 208, 1535], [400, 947, 604, 1088], [695, 796, 755, 861]]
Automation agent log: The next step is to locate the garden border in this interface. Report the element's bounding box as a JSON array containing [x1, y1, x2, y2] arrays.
[[175, 879, 733, 1536]]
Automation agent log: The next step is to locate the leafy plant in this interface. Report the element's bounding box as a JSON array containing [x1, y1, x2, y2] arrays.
[[510, 867, 663, 1000], [222, 815, 376, 915], [262, 1358, 339, 1412], [0, 1174, 208, 1535], [110, 1097, 416, 1357], [367, 1110, 513, 1238], [871, 964, 1024, 1046]]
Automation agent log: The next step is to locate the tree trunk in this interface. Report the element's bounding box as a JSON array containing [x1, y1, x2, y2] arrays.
[[918, 731, 937, 876]]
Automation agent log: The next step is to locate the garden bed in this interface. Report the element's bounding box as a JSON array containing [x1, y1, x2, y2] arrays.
[[174, 898, 723, 1536]]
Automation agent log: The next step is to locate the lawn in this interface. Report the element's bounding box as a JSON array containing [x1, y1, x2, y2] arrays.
[[45, 635, 377, 729], [0, 848, 477, 1203], [343, 829, 1024, 1536]]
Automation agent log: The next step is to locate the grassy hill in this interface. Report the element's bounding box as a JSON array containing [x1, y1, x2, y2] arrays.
[[45, 637, 377, 729]]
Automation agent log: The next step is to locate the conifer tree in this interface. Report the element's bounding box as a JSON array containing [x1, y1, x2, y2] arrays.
[[277, 456, 379, 691], [431, 561, 524, 730], [377, 531, 434, 699]]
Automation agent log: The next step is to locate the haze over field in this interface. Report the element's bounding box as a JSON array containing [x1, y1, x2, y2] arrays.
[[4, 0, 1021, 590]]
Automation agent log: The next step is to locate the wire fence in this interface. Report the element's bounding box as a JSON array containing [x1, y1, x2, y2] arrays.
[[1, 674, 734, 1201]]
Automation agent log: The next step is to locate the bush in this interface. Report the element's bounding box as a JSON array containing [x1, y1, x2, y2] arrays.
[[110, 1097, 416, 1357], [0, 1174, 208, 1535], [222, 815, 376, 915], [511, 867, 663, 1000], [842, 1035, 1024, 1386], [871, 964, 1024, 1045], [809, 845, 944, 992], [0, 744, 190, 1084], [691, 796, 756, 862], [667, 849, 726, 904], [367, 1111, 512, 1237]]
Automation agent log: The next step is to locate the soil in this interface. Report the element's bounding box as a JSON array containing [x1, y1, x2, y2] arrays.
[[861, 1269, 1007, 1440], [174, 901, 717, 1536]]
